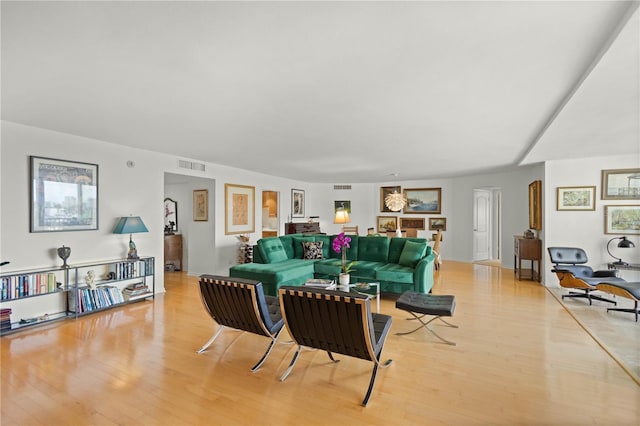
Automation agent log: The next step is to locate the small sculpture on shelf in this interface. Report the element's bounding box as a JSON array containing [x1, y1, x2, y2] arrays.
[[85, 270, 96, 290], [57, 245, 71, 268]]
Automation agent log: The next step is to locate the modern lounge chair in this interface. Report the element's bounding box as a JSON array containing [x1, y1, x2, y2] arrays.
[[197, 275, 284, 371], [547, 247, 625, 305], [278, 285, 393, 406]]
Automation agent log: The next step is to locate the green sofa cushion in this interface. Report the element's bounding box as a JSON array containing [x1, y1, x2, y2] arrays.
[[357, 236, 390, 262], [350, 261, 385, 280], [257, 238, 288, 263], [388, 237, 430, 264], [399, 240, 427, 267], [314, 258, 342, 276], [375, 263, 415, 284], [229, 260, 315, 293]]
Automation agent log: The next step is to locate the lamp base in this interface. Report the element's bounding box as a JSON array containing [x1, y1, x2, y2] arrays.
[[610, 260, 629, 266]]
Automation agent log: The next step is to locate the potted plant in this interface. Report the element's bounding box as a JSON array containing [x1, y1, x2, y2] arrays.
[[332, 232, 357, 289]]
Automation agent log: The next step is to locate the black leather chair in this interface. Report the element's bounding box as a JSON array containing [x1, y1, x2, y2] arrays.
[[197, 275, 284, 372], [278, 285, 393, 406], [547, 247, 625, 305]]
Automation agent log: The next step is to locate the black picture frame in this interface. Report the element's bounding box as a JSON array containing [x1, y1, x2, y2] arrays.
[[292, 189, 305, 218], [30, 156, 99, 232]]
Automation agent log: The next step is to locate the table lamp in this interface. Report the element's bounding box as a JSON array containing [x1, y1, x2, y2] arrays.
[[606, 236, 636, 266], [113, 216, 149, 259], [334, 204, 350, 231]]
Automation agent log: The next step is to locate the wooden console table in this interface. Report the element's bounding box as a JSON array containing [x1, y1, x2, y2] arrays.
[[514, 236, 541, 281], [164, 234, 183, 271], [285, 222, 321, 234]]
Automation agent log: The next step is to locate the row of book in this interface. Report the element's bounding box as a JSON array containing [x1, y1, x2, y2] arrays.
[[111, 258, 154, 280], [68, 286, 125, 313], [122, 282, 151, 301], [0, 273, 58, 300], [0, 308, 11, 331]]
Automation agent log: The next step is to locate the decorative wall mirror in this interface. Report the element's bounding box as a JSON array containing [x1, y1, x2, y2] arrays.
[[528, 180, 542, 230], [164, 198, 178, 234]]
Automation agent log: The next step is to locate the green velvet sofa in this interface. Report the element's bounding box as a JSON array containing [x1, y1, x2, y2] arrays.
[[229, 234, 435, 296]]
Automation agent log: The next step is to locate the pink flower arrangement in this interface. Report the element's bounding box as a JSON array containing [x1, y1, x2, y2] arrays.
[[332, 232, 356, 274]]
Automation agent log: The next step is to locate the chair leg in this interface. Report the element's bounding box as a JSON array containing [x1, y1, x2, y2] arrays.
[[280, 345, 303, 381], [396, 312, 457, 345], [562, 290, 616, 306], [250, 328, 283, 372], [606, 301, 639, 322], [361, 353, 393, 406], [327, 351, 340, 363], [196, 326, 224, 353]]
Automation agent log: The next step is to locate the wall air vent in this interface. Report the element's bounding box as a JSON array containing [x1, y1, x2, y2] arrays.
[[178, 160, 206, 172], [333, 185, 352, 190]]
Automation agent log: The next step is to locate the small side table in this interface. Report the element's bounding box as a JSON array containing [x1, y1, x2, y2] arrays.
[[514, 236, 541, 282]]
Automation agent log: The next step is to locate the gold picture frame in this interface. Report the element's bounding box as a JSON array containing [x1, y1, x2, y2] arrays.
[[380, 186, 401, 212], [377, 216, 398, 233], [428, 217, 447, 231], [193, 189, 208, 221], [601, 168, 640, 200], [605, 205, 640, 235], [399, 217, 425, 230], [556, 186, 596, 211], [225, 183, 255, 235], [528, 180, 542, 230], [403, 188, 441, 214]]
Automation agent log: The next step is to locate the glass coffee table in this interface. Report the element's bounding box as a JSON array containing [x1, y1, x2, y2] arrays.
[[303, 280, 380, 312]]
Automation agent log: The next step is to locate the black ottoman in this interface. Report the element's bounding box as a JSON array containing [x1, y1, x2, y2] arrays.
[[395, 291, 457, 345], [595, 281, 640, 322]]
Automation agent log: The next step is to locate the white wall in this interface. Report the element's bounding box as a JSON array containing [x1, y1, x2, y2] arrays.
[[0, 121, 311, 287], [544, 154, 640, 285]]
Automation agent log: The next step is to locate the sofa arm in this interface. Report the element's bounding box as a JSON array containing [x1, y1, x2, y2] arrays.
[[414, 253, 436, 294]]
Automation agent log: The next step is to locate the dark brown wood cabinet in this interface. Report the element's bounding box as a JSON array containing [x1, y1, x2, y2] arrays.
[[285, 222, 321, 234], [514, 236, 541, 281], [164, 234, 183, 271]]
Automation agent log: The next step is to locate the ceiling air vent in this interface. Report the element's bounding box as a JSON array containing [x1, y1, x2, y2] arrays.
[[333, 185, 352, 190], [178, 160, 206, 172]]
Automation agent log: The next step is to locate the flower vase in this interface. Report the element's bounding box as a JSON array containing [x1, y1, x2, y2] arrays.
[[338, 273, 350, 291]]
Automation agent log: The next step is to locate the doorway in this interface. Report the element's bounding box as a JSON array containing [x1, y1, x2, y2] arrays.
[[261, 191, 279, 237], [472, 188, 502, 263]]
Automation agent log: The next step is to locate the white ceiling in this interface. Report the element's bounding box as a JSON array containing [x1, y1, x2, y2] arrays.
[[2, 1, 639, 183]]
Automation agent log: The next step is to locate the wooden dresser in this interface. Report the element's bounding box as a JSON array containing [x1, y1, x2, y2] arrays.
[[285, 222, 321, 234], [514, 236, 541, 281], [164, 234, 183, 271]]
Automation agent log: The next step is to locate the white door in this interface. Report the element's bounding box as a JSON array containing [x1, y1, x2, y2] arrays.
[[473, 189, 491, 261]]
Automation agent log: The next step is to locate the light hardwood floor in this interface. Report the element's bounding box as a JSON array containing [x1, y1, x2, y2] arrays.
[[1, 262, 638, 425]]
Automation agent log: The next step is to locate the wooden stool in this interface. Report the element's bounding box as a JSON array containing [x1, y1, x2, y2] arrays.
[[395, 291, 457, 345]]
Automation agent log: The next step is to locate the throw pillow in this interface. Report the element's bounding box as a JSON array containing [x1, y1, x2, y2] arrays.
[[257, 238, 288, 263], [303, 241, 324, 260], [398, 240, 427, 268]]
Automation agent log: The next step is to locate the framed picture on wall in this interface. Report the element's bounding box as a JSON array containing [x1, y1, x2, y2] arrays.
[[528, 180, 542, 230], [403, 188, 441, 214], [193, 189, 208, 221], [399, 217, 425, 230], [601, 168, 640, 200], [605, 205, 640, 235], [164, 198, 178, 233], [225, 184, 255, 234], [291, 188, 305, 218], [334, 200, 351, 213], [380, 186, 401, 212], [556, 186, 596, 211], [30, 156, 99, 232], [428, 217, 447, 231], [377, 216, 398, 233]]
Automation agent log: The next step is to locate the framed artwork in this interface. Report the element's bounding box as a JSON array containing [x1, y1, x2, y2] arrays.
[[403, 188, 441, 214], [225, 184, 255, 235], [291, 189, 305, 218], [556, 186, 596, 211], [428, 217, 447, 231], [193, 189, 209, 221], [605, 205, 640, 235], [528, 180, 542, 230], [601, 168, 640, 200], [164, 198, 178, 233], [334, 200, 351, 213], [30, 156, 98, 232], [399, 217, 425, 230], [380, 186, 401, 212], [377, 216, 398, 233]]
